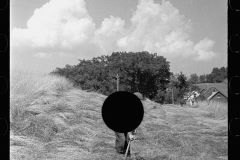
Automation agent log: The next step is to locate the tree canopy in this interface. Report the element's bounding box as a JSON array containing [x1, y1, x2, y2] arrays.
[[205, 67, 227, 83], [51, 51, 171, 101], [188, 73, 199, 84], [189, 66, 227, 84]]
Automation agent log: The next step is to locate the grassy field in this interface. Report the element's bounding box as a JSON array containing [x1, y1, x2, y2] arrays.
[[10, 71, 228, 160]]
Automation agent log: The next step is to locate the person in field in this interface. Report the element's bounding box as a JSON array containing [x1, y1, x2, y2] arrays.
[[114, 92, 144, 156]]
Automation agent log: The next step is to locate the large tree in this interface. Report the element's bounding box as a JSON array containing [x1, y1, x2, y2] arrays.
[[206, 74, 214, 83], [105, 51, 171, 98], [198, 66, 227, 83], [210, 67, 227, 83], [51, 51, 171, 99], [188, 73, 199, 84], [164, 72, 189, 104], [199, 74, 206, 83]]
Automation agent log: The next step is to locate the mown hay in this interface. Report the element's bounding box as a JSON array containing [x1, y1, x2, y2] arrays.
[[10, 71, 227, 160]]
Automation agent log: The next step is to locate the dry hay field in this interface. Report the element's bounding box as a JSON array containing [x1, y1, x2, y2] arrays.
[[10, 71, 228, 160]]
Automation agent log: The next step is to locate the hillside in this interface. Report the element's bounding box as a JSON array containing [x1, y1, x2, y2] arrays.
[[10, 71, 227, 160]]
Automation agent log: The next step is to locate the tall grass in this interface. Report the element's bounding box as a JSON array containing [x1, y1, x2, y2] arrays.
[[11, 70, 73, 98], [191, 101, 228, 120], [10, 70, 74, 137]]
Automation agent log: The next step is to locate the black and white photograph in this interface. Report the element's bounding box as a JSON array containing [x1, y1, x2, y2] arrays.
[[10, 0, 228, 159]]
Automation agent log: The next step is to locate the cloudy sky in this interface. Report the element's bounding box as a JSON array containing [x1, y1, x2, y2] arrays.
[[10, 0, 227, 77]]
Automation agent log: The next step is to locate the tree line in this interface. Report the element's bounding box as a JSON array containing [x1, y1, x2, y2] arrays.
[[187, 67, 228, 84], [51, 51, 227, 104]]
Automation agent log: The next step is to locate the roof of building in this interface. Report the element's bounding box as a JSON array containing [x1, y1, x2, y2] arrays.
[[207, 92, 217, 100], [194, 83, 228, 98], [207, 91, 228, 101], [204, 87, 216, 99]]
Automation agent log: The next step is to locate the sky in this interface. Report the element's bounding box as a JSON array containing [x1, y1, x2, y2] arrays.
[[10, 0, 227, 77]]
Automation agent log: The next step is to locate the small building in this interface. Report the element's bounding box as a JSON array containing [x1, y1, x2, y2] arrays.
[[207, 91, 228, 103], [194, 82, 228, 103]]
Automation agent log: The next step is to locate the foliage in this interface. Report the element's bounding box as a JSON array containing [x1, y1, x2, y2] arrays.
[[50, 52, 227, 104], [188, 84, 201, 92], [165, 72, 190, 104], [177, 72, 189, 91], [205, 74, 214, 83], [51, 51, 171, 100], [153, 90, 166, 104], [188, 73, 199, 84], [188, 67, 227, 84], [212, 67, 227, 83], [199, 74, 206, 83], [202, 66, 227, 83]]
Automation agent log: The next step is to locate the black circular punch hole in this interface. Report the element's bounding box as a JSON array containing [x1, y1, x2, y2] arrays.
[[0, 0, 8, 10], [101, 91, 144, 133], [229, 76, 240, 95], [229, 0, 240, 11], [229, 34, 240, 53], [0, 76, 8, 94], [229, 118, 240, 137], [0, 34, 8, 52], [0, 118, 8, 135]]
